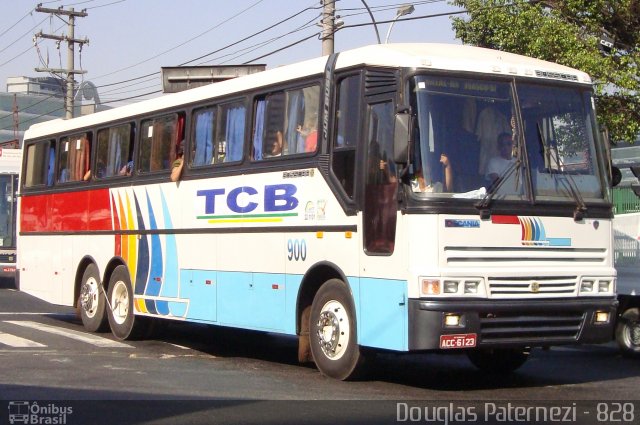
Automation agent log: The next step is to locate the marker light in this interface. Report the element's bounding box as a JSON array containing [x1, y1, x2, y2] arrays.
[[422, 279, 440, 295]]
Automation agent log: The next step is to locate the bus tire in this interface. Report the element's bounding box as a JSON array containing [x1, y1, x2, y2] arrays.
[[467, 348, 529, 374], [106, 265, 146, 340], [78, 264, 108, 332], [309, 279, 364, 380], [615, 308, 640, 357]]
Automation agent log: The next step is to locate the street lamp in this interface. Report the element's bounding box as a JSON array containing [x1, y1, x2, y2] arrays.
[[385, 4, 415, 44]]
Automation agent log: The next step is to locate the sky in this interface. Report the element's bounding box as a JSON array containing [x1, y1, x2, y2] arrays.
[[0, 0, 463, 106]]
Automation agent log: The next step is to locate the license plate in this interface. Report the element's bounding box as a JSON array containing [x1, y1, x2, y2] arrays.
[[439, 333, 477, 349], [2, 267, 15, 273]]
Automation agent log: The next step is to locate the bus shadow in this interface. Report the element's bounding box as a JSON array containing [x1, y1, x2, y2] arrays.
[[151, 320, 640, 392]]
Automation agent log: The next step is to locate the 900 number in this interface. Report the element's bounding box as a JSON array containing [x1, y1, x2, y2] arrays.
[[287, 239, 307, 261]]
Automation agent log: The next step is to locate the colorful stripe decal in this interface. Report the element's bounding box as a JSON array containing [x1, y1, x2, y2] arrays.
[[134, 192, 149, 295], [145, 190, 163, 297], [160, 189, 180, 300]]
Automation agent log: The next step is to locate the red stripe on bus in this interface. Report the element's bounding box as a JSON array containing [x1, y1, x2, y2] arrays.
[[20, 188, 112, 233], [491, 215, 520, 225]]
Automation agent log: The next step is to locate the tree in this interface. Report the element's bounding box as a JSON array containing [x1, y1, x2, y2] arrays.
[[450, 0, 640, 143]]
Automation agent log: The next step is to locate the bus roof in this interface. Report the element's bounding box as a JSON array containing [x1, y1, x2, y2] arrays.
[[23, 43, 592, 140]]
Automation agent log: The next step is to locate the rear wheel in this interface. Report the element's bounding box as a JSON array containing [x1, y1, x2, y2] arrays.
[[309, 279, 365, 380], [79, 264, 108, 332], [107, 265, 147, 340], [467, 348, 530, 374], [616, 308, 640, 357]]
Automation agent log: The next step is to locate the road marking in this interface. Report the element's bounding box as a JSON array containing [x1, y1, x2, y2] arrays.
[[5, 321, 133, 348], [0, 331, 46, 348]]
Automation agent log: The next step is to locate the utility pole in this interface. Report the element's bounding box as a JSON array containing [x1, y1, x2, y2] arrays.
[[12, 94, 19, 143], [34, 5, 88, 119], [321, 0, 335, 56]]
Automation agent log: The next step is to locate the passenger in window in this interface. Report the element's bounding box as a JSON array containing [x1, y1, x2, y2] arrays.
[[297, 122, 318, 152], [266, 131, 284, 157], [412, 153, 453, 192], [170, 146, 184, 182], [485, 133, 515, 184], [83, 169, 92, 181], [119, 160, 134, 176]]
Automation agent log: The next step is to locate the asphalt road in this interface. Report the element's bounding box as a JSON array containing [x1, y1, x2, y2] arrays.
[[1, 279, 639, 424]]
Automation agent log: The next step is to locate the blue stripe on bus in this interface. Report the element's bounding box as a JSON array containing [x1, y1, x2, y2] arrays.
[[136, 270, 409, 351], [160, 189, 179, 299], [146, 190, 163, 297], [155, 300, 170, 316], [134, 193, 149, 295]]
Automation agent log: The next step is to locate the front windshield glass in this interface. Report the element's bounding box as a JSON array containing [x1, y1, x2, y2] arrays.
[[517, 83, 604, 202], [410, 75, 606, 204], [0, 175, 17, 248], [411, 76, 524, 200]]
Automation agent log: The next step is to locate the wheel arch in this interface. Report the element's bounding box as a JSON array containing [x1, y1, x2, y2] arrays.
[[73, 255, 98, 308], [295, 261, 354, 335]]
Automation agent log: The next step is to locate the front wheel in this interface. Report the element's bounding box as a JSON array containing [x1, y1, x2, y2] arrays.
[[467, 348, 530, 374], [79, 264, 108, 332], [616, 308, 640, 357], [106, 265, 147, 340], [309, 279, 365, 380]]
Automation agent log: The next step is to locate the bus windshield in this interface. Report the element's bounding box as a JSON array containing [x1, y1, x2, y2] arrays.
[[409, 75, 605, 204], [0, 174, 17, 248]]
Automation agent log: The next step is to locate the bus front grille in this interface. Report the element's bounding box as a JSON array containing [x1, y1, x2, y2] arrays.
[[488, 275, 578, 298], [479, 310, 584, 344]]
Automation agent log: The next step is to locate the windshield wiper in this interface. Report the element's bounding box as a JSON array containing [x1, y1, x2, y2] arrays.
[[537, 123, 587, 221], [475, 157, 521, 219]]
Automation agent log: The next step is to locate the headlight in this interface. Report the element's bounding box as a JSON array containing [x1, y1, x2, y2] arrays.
[[580, 280, 594, 292], [443, 281, 458, 293]]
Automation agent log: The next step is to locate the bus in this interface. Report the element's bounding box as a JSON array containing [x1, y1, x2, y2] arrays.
[[18, 43, 617, 380], [0, 148, 20, 284]]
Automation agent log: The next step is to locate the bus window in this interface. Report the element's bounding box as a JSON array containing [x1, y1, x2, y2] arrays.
[[96, 123, 134, 178], [283, 86, 319, 155], [24, 141, 54, 187], [140, 113, 185, 173], [216, 101, 246, 163], [192, 107, 215, 167], [58, 133, 91, 183], [364, 100, 397, 254], [253, 93, 285, 160], [332, 74, 361, 198], [253, 86, 319, 160]]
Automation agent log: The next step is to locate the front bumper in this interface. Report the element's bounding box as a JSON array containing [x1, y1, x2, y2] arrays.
[[408, 297, 618, 350]]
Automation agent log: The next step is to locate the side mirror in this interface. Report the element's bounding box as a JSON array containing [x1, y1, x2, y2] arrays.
[[393, 111, 411, 165], [611, 166, 622, 187]]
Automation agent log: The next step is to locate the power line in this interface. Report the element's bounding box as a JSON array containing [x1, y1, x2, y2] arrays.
[[88, 2, 320, 92], [0, 8, 35, 41], [90, 0, 266, 81]]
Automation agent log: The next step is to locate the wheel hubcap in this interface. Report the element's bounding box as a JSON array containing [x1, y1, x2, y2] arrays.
[[80, 278, 99, 318], [316, 300, 350, 360], [628, 320, 640, 347], [111, 280, 129, 325]]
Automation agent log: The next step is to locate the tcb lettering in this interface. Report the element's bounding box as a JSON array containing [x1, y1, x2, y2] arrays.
[[197, 184, 298, 214]]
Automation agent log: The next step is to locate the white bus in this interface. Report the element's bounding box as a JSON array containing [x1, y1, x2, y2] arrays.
[[18, 44, 617, 379], [0, 148, 20, 283]]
